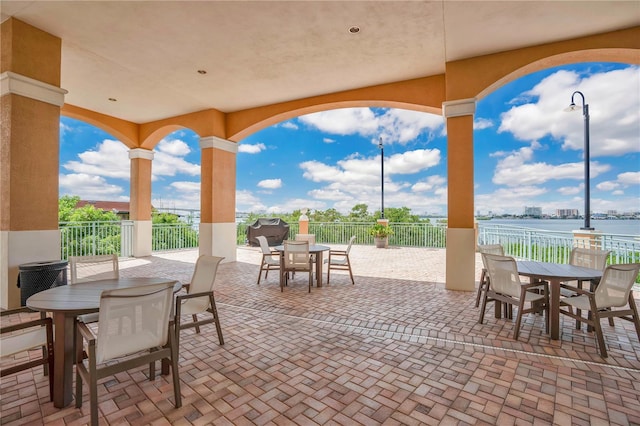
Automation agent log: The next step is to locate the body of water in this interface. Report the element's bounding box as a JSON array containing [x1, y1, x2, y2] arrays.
[[479, 219, 640, 236]]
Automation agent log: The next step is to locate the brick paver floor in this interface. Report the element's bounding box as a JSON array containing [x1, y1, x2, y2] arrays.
[[2, 245, 639, 425]]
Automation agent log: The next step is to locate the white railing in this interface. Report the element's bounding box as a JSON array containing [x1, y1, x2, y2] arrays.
[[60, 221, 125, 259], [478, 225, 640, 264], [60, 221, 639, 269], [152, 223, 199, 252]]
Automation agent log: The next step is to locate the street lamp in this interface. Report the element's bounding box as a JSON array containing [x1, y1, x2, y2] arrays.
[[378, 137, 384, 219], [565, 91, 593, 230]]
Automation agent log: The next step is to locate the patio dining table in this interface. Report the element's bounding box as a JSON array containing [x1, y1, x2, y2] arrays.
[[274, 244, 330, 288], [516, 261, 602, 340], [26, 277, 181, 408]]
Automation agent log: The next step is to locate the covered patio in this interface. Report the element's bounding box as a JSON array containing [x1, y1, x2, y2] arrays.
[[3, 245, 639, 424]]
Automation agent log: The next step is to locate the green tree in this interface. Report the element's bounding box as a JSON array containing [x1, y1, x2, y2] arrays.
[[348, 203, 372, 222]]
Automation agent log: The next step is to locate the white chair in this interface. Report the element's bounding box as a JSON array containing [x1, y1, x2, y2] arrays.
[[295, 234, 316, 245], [69, 254, 120, 325], [478, 254, 549, 340], [559, 263, 640, 358], [324, 236, 356, 285], [75, 281, 181, 426], [1, 307, 54, 401], [175, 256, 225, 346], [564, 247, 611, 327], [256, 235, 280, 284], [475, 244, 504, 308], [69, 254, 119, 284], [281, 240, 313, 293]]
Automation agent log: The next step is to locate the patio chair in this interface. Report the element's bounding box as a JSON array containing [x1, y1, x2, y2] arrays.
[[69, 254, 119, 284], [176, 255, 225, 347], [478, 253, 549, 340], [69, 254, 120, 325], [256, 235, 280, 284], [324, 235, 356, 285], [281, 240, 313, 293], [475, 244, 504, 308], [564, 247, 611, 327], [295, 234, 316, 245], [75, 281, 181, 426], [0, 307, 54, 401], [559, 263, 640, 358]]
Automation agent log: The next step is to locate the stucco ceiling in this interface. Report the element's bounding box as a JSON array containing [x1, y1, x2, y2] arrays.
[[1, 1, 638, 123]]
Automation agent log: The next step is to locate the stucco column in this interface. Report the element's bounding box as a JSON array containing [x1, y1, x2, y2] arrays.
[[0, 19, 66, 308], [199, 136, 237, 262], [443, 99, 476, 291], [129, 148, 154, 257]]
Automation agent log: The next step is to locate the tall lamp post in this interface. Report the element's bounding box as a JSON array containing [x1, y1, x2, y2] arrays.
[[565, 91, 593, 230], [378, 137, 384, 219]]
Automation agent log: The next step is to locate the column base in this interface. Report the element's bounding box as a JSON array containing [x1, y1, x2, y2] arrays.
[[445, 228, 476, 291], [132, 220, 152, 257], [199, 222, 237, 262]]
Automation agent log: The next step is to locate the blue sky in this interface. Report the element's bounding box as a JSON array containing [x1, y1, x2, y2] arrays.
[[59, 62, 640, 217]]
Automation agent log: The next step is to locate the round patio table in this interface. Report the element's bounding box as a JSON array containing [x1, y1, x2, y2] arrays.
[[27, 277, 181, 408]]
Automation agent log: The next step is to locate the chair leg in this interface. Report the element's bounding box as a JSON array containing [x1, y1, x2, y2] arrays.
[[193, 315, 201, 334], [628, 293, 640, 341], [475, 270, 486, 307], [257, 264, 264, 284], [208, 294, 224, 345], [347, 263, 355, 285], [478, 291, 489, 324], [168, 322, 182, 408], [513, 293, 526, 340], [327, 265, 331, 284]]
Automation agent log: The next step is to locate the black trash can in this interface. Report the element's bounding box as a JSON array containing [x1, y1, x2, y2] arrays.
[[17, 260, 68, 306]]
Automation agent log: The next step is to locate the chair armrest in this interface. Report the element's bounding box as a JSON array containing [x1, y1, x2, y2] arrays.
[[1, 316, 52, 334], [0, 306, 39, 317], [559, 283, 592, 296], [76, 321, 96, 345], [176, 291, 213, 302], [329, 250, 347, 254]]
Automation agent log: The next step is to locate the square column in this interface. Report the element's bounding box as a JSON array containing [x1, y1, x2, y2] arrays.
[[129, 148, 154, 257], [443, 99, 476, 292], [1, 19, 65, 308], [199, 136, 238, 262]]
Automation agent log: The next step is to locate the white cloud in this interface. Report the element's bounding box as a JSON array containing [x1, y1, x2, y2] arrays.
[[257, 179, 282, 189], [170, 181, 200, 192], [474, 118, 493, 130], [323, 138, 336, 144], [152, 150, 200, 177], [238, 143, 266, 154], [63, 140, 130, 179], [618, 171, 640, 185], [492, 144, 610, 186], [557, 184, 582, 195], [279, 121, 298, 130], [236, 190, 267, 213], [299, 108, 379, 136], [59, 173, 126, 199], [498, 66, 640, 157], [157, 139, 190, 156], [412, 175, 446, 192], [299, 107, 443, 146], [596, 181, 620, 191]]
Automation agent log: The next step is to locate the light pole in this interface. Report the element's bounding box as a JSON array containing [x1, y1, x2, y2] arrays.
[[565, 90, 593, 230], [378, 137, 384, 219]]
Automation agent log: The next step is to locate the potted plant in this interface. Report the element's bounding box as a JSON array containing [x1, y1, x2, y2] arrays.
[[369, 223, 393, 248]]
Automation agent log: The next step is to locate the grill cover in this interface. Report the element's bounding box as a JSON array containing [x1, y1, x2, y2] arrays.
[[246, 218, 289, 247]]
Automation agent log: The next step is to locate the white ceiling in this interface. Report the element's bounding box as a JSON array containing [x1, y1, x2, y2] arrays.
[[1, 1, 638, 123]]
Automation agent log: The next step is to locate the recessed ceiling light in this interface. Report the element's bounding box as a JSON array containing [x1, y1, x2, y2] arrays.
[[108, 98, 117, 102], [197, 70, 207, 74], [348, 26, 360, 34]]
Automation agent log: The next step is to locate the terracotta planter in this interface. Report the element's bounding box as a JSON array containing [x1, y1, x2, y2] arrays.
[[374, 236, 388, 248]]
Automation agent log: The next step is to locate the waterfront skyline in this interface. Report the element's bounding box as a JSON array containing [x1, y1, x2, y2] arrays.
[[59, 62, 640, 216]]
